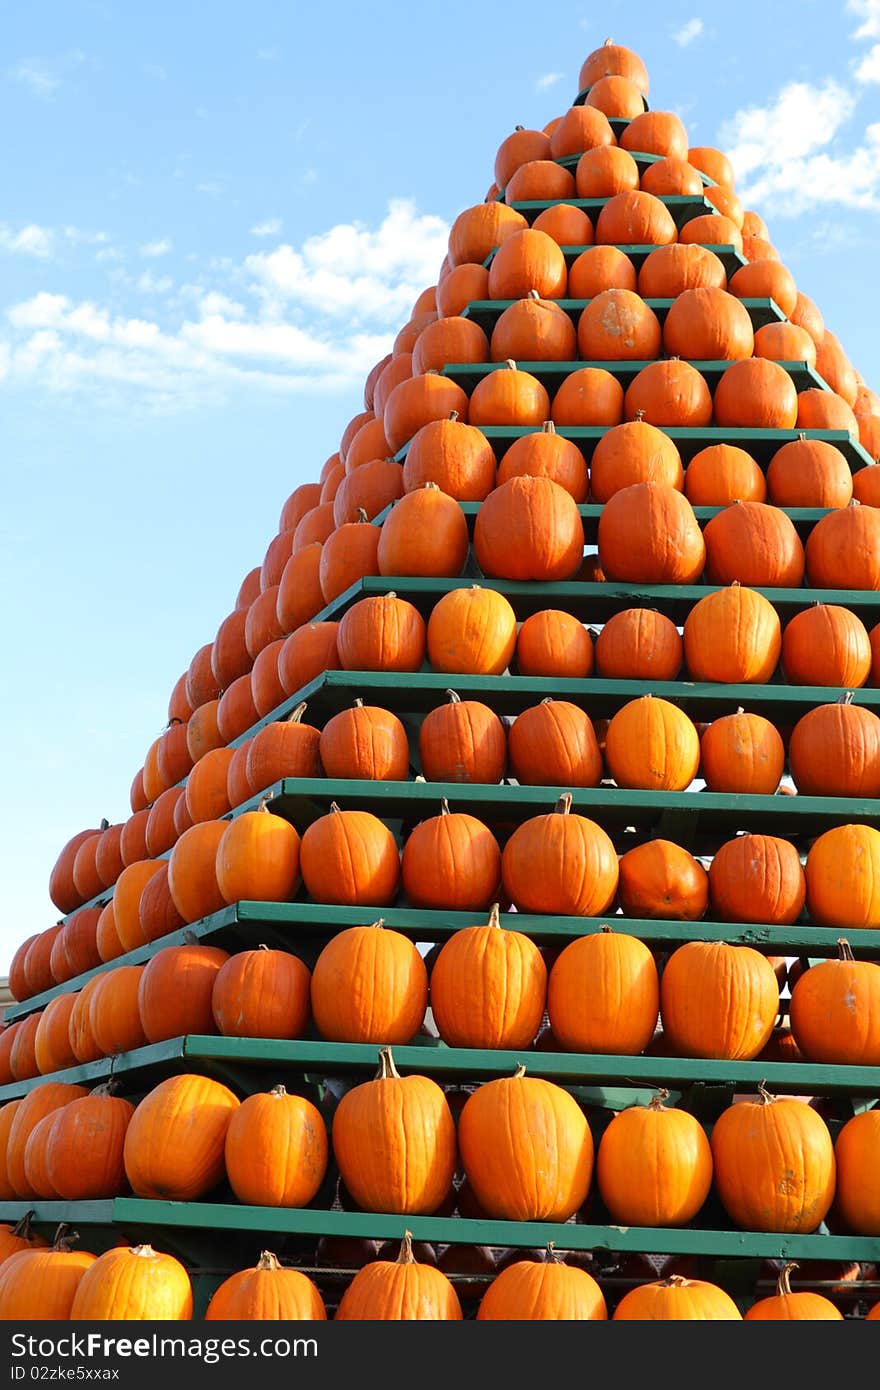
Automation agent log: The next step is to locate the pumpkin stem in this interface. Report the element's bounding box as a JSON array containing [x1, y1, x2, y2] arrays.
[[599, 924, 614, 935], [376, 1046, 401, 1080], [445, 689, 461, 704], [515, 124, 525, 132], [837, 937, 855, 962], [182, 929, 199, 945], [130, 1245, 156, 1259], [423, 481, 440, 493], [528, 289, 540, 301], [554, 791, 574, 816], [648, 1088, 670, 1111], [660, 1275, 689, 1289], [90, 1079, 120, 1097], [257, 943, 269, 952], [505, 359, 518, 371], [634, 409, 645, 421], [448, 411, 460, 422], [541, 420, 556, 434], [838, 691, 855, 705], [287, 702, 308, 725], [100, 817, 110, 831], [487, 903, 502, 929], [439, 798, 451, 816], [757, 1081, 776, 1106], [51, 1224, 80, 1253], [368, 918, 386, 930], [269, 1084, 289, 1098], [10, 1211, 36, 1240], [512, 1063, 527, 1079], [777, 1262, 798, 1297], [545, 1241, 563, 1265], [354, 698, 364, 708], [257, 795, 273, 813], [329, 801, 342, 814], [397, 1231, 416, 1265], [387, 591, 397, 600], [256, 1250, 282, 1272], [356, 508, 369, 523]]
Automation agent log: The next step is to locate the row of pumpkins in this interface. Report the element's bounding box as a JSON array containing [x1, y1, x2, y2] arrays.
[[8, 38, 879, 1320]]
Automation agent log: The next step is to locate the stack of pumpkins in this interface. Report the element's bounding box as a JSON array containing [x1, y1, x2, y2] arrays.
[[2, 37, 880, 1320]]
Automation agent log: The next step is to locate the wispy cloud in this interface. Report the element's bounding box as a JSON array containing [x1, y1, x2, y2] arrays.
[[0, 223, 54, 257], [534, 71, 564, 92], [848, 0, 880, 38], [257, 47, 279, 61], [250, 218, 282, 237], [139, 238, 172, 258], [672, 17, 704, 46], [9, 49, 93, 99]]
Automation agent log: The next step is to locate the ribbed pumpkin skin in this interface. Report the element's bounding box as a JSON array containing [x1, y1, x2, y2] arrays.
[[402, 810, 501, 912], [337, 593, 427, 672], [613, 1277, 742, 1320], [123, 1074, 239, 1201], [137, 944, 229, 1043], [427, 586, 518, 675], [508, 700, 603, 787], [205, 1255, 327, 1320], [68, 977, 105, 1065], [502, 804, 619, 917], [402, 417, 496, 500], [332, 1055, 457, 1215], [684, 585, 781, 684], [710, 1095, 836, 1233], [662, 288, 754, 361], [418, 695, 507, 784], [211, 948, 311, 1040], [377, 485, 469, 578], [23, 1110, 61, 1197], [744, 1288, 843, 1320], [6, 1082, 88, 1198], [0, 1108, 26, 1199], [0, 1247, 97, 1319], [597, 1099, 713, 1226], [224, 1087, 328, 1207], [477, 1258, 607, 1320], [598, 482, 705, 583], [684, 443, 767, 505], [300, 809, 400, 906], [547, 931, 660, 1054], [245, 710, 322, 794], [605, 695, 700, 791], [589, 420, 683, 503], [167, 820, 228, 925], [617, 839, 709, 920], [833, 1110, 880, 1234], [474, 476, 584, 582], [216, 808, 302, 905], [703, 501, 805, 588], [709, 833, 806, 925], [515, 610, 594, 677], [335, 1253, 462, 1320], [660, 942, 779, 1060], [430, 908, 547, 1049], [70, 1245, 193, 1320], [782, 605, 871, 688], [806, 506, 880, 590], [89, 965, 147, 1057], [310, 924, 427, 1044], [319, 704, 410, 781], [45, 1093, 135, 1200], [806, 823, 880, 928], [34, 993, 79, 1074], [595, 608, 682, 680], [0, 1208, 46, 1258], [699, 710, 785, 794], [789, 949, 880, 1066], [497, 430, 588, 503], [458, 1072, 593, 1222], [789, 702, 880, 798]]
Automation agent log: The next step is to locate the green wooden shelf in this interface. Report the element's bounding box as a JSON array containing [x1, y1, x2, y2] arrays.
[[424, 501, 831, 544], [441, 359, 824, 396], [506, 194, 714, 231], [555, 149, 711, 184], [1, 1032, 878, 1104], [462, 296, 785, 334], [393, 425, 871, 470], [5, 1198, 879, 1264], [483, 243, 748, 276]]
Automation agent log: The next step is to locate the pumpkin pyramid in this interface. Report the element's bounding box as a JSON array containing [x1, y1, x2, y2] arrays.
[[1, 37, 879, 1322]]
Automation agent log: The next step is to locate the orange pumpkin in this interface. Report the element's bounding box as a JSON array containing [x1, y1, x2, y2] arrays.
[[709, 833, 806, 925], [402, 802, 501, 911], [402, 413, 497, 499], [594, 608, 682, 680], [427, 585, 517, 675], [547, 927, 660, 1054], [211, 946, 311, 1039], [502, 793, 619, 916], [700, 709, 785, 794], [617, 840, 708, 920], [418, 690, 507, 784], [598, 481, 705, 583], [70, 1244, 193, 1320], [597, 1092, 713, 1226], [377, 484, 469, 578], [123, 1072, 239, 1202], [683, 584, 781, 684], [605, 695, 700, 791], [310, 921, 427, 1045], [224, 1085, 328, 1208], [660, 941, 780, 1059], [299, 805, 400, 907], [703, 501, 805, 588], [335, 1232, 461, 1320], [474, 476, 584, 581]]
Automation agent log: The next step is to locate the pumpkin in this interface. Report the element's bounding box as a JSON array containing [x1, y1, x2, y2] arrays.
[[551, 366, 624, 426], [205, 1250, 326, 1320], [487, 228, 567, 301], [226, 740, 254, 810], [212, 946, 310, 1039], [402, 413, 497, 499], [586, 74, 645, 119], [55, 905, 104, 980], [319, 700, 410, 782], [577, 288, 662, 361], [589, 418, 683, 503], [332, 1047, 457, 1215], [68, 976, 106, 1064], [568, 245, 637, 297], [766, 437, 852, 509], [411, 316, 488, 377], [854, 463, 880, 504], [699, 709, 785, 794], [430, 903, 547, 1049], [0, 1108, 27, 1199], [0, 1211, 47, 1262], [704, 184, 745, 226], [275, 542, 326, 634], [427, 585, 517, 675], [714, 358, 798, 429], [146, 786, 186, 857], [300, 804, 400, 906], [123, 1072, 239, 1202], [185, 698, 223, 765], [393, 315, 436, 359], [532, 203, 595, 246], [8, 934, 39, 1002], [310, 920, 427, 1044], [246, 702, 322, 795], [186, 641, 223, 710], [680, 212, 743, 252], [641, 157, 705, 196], [663, 287, 754, 361], [621, 109, 688, 159], [212, 608, 253, 690], [617, 839, 709, 920], [624, 359, 713, 426], [72, 825, 109, 903], [594, 608, 682, 680], [216, 802, 301, 905], [709, 833, 806, 925], [547, 926, 660, 1054], [168, 670, 194, 722], [401, 801, 501, 911], [250, 639, 288, 718], [70, 1244, 193, 1320], [129, 768, 148, 814], [469, 360, 551, 427], [754, 320, 818, 369], [478, 1246, 607, 1320], [458, 1065, 593, 1221], [494, 126, 552, 188], [497, 422, 588, 501], [436, 262, 490, 318], [138, 862, 186, 944], [796, 386, 859, 434], [418, 690, 507, 784], [0, 1234, 97, 1320], [224, 1084, 328, 1208], [280, 480, 322, 530], [337, 592, 427, 672], [579, 40, 650, 95], [335, 1232, 462, 1320], [6, 1081, 88, 1197], [89, 965, 148, 1056], [319, 511, 380, 602], [789, 290, 825, 346], [744, 1262, 844, 1320], [185, 746, 235, 823], [597, 1092, 713, 1226], [94, 819, 127, 889], [710, 1087, 836, 1233], [8, 1013, 40, 1081], [447, 202, 528, 267], [490, 292, 576, 363], [24, 926, 63, 996], [137, 943, 229, 1043], [683, 584, 781, 683], [638, 244, 727, 298], [46, 1088, 135, 1199], [788, 696, 880, 798], [474, 475, 584, 582], [548, 103, 616, 157], [50, 828, 103, 914], [605, 694, 700, 791], [660, 941, 779, 1059], [703, 500, 805, 587], [805, 504, 880, 590], [23, 1110, 61, 1197], [504, 159, 576, 204], [345, 416, 392, 472], [815, 329, 858, 406], [378, 484, 469, 578], [613, 1276, 741, 1320], [333, 458, 405, 528], [110, 860, 159, 954], [598, 481, 705, 583], [502, 794, 619, 916], [684, 443, 767, 504], [515, 609, 593, 678], [34, 993, 79, 1074], [833, 1109, 880, 1235], [789, 938, 880, 1066], [595, 191, 677, 246]]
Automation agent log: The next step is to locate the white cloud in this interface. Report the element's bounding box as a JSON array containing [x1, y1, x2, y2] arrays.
[[535, 72, 564, 92], [0, 223, 54, 257], [139, 238, 172, 258], [855, 42, 880, 81], [257, 48, 279, 61], [848, 0, 880, 39], [10, 60, 60, 98], [136, 271, 173, 295], [250, 218, 282, 237], [63, 226, 109, 246], [672, 18, 704, 46]]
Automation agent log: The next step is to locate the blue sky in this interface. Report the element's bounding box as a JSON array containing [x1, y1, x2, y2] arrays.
[[1, 0, 879, 969]]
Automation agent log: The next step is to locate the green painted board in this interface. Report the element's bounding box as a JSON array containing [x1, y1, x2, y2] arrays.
[[506, 194, 713, 230], [441, 359, 823, 395], [392, 425, 871, 470], [483, 243, 748, 276], [463, 297, 784, 333]]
